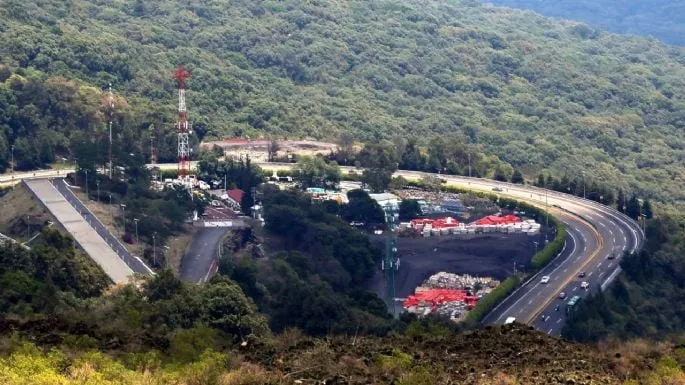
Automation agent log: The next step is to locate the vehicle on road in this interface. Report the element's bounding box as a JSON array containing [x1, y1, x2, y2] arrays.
[[540, 275, 550, 284], [577, 271, 586, 278], [504, 317, 516, 325], [607, 253, 617, 260], [580, 281, 590, 290], [566, 295, 581, 314], [558, 292, 566, 299], [492, 187, 503, 192]]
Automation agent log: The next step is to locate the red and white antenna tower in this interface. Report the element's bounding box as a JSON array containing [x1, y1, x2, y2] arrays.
[[174, 66, 192, 178]]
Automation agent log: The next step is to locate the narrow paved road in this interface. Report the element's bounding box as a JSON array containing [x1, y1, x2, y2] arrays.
[[9, 163, 643, 334], [180, 228, 229, 284]]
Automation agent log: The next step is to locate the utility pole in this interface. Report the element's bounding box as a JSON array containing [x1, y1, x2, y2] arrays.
[[107, 83, 114, 180], [468, 152, 471, 178], [152, 232, 157, 267], [26, 215, 30, 239], [10, 145, 14, 179], [133, 218, 139, 244], [545, 183, 549, 244], [84, 169, 89, 199], [96, 180, 100, 202], [120, 204, 126, 235], [109, 194, 113, 227], [382, 236, 399, 316], [224, 172, 227, 191], [582, 171, 586, 200]]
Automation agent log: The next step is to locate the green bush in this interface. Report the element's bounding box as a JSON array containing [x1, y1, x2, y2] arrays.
[[465, 275, 520, 325], [531, 218, 566, 269]]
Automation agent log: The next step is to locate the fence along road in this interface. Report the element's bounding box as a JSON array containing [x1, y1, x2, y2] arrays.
[[24, 179, 137, 284]]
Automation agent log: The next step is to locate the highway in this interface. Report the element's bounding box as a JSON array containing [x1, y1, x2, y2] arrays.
[[3, 163, 643, 334], [256, 164, 644, 335]]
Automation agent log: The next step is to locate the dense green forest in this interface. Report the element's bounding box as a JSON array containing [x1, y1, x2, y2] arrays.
[[1, 0, 685, 207], [486, 0, 685, 46]]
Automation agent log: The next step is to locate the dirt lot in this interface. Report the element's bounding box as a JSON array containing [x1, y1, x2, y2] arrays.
[[0, 185, 56, 241], [370, 231, 548, 300]]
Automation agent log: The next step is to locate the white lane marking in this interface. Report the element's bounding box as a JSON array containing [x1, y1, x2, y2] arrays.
[[609, 229, 613, 236], [557, 318, 562, 324], [572, 287, 577, 291], [608, 262, 612, 268], [494, 230, 578, 323], [528, 299, 533, 305], [588, 271, 593, 277], [598, 262, 602, 268], [563, 268, 567, 273], [548, 328, 553, 334], [613, 237, 616, 244]]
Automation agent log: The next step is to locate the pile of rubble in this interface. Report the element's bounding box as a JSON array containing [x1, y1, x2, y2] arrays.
[[403, 272, 500, 322]]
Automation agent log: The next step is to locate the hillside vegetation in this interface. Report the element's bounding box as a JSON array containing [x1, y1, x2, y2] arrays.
[[486, 0, 685, 46], [1, 0, 685, 206]]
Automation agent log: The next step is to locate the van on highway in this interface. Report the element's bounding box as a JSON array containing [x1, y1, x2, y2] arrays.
[[504, 317, 516, 324]]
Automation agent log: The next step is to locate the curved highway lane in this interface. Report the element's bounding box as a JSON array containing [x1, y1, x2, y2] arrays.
[[3, 162, 642, 334], [256, 163, 644, 334]]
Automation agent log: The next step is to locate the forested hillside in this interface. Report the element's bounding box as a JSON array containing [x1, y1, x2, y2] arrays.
[[1, 0, 685, 207], [486, 0, 685, 46]]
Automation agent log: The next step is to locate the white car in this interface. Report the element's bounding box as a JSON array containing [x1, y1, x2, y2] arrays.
[[580, 281, 590, 290], [540, 276, 550, 284]]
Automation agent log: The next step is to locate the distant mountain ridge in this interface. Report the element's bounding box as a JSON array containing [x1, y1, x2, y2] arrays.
[[1, 0, 685, 206], [486, 0, 685, 45]]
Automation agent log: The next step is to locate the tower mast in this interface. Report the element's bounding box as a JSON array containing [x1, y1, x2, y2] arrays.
[[107, 83, 114, 179], [174, 66, 192, 178]]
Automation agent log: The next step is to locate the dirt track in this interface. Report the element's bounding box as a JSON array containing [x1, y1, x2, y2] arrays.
[[370, 231, 547, 300]]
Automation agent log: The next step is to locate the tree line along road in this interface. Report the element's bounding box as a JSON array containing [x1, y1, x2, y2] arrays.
[[3, 163, 643, 334]]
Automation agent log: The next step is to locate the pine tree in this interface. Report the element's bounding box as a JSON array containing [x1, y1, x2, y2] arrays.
[[642, 199, 653, 219], [626, 194, 641, 220], [617, 189, 626, 213], [511, 169, 524, 184]]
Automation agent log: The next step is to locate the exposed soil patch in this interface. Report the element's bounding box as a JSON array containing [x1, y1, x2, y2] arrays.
[[370, 231, 547, 302]]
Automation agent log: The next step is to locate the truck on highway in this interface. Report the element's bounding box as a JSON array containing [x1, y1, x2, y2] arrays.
[[566, 295, 581, 315]]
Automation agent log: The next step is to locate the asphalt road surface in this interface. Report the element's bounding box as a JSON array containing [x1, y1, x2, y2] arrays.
[[51, 178, 153, 276], [9, 163, 643, 334], [180, 228, 229, 284], [259, 163, 644, 335]]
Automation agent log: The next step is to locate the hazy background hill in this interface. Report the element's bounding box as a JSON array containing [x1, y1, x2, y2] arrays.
[[486, 0, 685, 46], [1, 0, 685, 206]]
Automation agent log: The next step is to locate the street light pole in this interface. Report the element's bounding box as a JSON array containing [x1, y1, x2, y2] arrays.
[[582, 171, 586, 200], [10, 145, 14, 179], [468, 153, 471, 178], [84, 169, 89, 199], [134, 218, 139, 244], [152, 232, 157, 267], [120, 204, 126, 235], [96, 180, 100, 202]]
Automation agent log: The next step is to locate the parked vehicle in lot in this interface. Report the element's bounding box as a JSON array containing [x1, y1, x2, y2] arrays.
[[580, 281, 590, 290], [540, 275, 550, 284], [558, 292, 566, 299], [577, 271, 586, 278]]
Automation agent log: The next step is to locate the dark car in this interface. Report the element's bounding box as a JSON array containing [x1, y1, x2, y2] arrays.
[[577, 271, 586, 278]]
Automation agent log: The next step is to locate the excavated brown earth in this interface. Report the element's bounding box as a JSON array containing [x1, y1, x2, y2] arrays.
[[251, 324, 620, 384]]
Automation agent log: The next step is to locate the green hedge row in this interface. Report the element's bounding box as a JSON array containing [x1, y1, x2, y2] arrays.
[[531, 218, 566, 269], [464, 275, 521, 325]]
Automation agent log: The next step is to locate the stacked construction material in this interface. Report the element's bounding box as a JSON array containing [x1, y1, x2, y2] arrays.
[[403, 272, 500, 321]]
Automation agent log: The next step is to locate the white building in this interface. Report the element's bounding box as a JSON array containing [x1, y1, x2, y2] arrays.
[[369, 193, 401, 224]]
